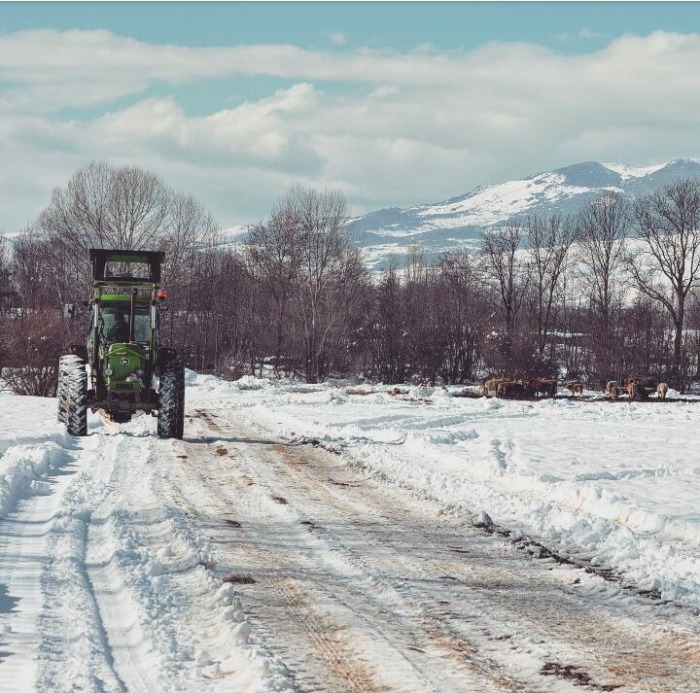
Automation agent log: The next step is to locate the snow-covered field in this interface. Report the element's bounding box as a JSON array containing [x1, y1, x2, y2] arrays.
[[189, 375, 700, 608], [2, 373, 700, 690]]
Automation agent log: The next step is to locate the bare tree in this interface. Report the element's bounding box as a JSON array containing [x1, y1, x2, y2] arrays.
[[627, 178, 700, 387], [576, 193, 630, 326], [39, 162, 171, 252], [436, 250, 485, 382], [163, 193, 219, 278], [480, 223, 530, 332], [575, 192, 631, 383], [0, 235, 13, 313], [292, 187, 364, 382], [402, 243, 438, 380], [245, 198, 304, 376], [370, 262, 406, 382], [526, 213, 574, 354], [160, 194, 220, 347], [245, 187, 366, 382]]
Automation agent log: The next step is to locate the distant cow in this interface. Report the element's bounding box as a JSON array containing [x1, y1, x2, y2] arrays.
[[623, 376, 656, 402], [566, 382, 584, 396], [484, 377, 509, 397], [606, 381, 620, 401], [530, 378, 557, 397], [657, 382, 669, 400], [624, 380, 647, 402], [496, 380, 525, 399]]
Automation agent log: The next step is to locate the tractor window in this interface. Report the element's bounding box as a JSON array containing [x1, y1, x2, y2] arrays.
[[100, 307, 152, 343], [101, 309, 129, 343], [134, 311, 151, 343], [104, 261, 151, 280]]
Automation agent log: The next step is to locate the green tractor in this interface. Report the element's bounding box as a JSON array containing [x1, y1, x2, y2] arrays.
[[57, 249, 185, 438]]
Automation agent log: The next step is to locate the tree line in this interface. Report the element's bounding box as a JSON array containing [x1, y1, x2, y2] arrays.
[[3, 161, 700, 395]]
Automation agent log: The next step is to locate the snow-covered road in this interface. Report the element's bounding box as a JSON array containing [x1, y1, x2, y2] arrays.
[[1, 378, 700, 691]]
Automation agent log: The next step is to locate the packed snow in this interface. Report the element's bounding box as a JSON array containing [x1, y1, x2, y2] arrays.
[[2, 373, 700, 690], [186, 375, 700, 608]]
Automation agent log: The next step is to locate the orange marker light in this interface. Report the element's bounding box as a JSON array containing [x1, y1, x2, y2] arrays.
[[157, 289, 168, 300]]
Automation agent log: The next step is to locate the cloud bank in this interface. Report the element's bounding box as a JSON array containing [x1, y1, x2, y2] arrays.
[[1, 29, 700, 232]]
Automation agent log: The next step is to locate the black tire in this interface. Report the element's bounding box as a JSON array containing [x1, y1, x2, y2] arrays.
[[158, 356, 185, 439], [64, 357, 88, 436], [57, 355, 73, 424]]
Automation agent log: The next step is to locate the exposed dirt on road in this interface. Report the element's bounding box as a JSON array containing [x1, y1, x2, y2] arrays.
[[176, 408, 700, 692]]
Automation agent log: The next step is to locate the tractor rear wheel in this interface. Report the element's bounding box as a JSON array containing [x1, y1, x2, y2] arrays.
[[158, 356, 184, 439], [56, 355, 73, 424], [62, 357, 88, 436]]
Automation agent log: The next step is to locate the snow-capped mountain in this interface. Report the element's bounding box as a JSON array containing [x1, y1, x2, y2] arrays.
[[351, 159, 700, 270]]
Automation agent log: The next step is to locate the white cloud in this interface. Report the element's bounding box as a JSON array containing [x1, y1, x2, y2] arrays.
[[2, 29, 700, 231]]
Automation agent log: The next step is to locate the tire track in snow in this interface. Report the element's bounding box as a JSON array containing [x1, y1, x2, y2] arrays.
[[83, 434, 174, 693], [167, 430, 441, 691], [185, 408, 700, 693], [83, 426, 264, 693], [0, 434, 128, 693], [177, 412, 526, 692]]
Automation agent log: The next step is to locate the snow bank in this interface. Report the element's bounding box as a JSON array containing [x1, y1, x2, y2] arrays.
[[0, 394, 78, 516]]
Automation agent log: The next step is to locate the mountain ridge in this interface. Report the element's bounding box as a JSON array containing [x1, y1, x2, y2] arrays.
[[348, 158, 700, 269]]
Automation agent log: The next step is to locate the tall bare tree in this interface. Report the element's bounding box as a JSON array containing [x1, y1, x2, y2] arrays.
[[627, 178, 700, 387], [245, 198, 304, 376], [0, 234, 13, 313], [160, 194, 220, 347], [39, 161, 171, 252], [480, 223, 530, 332], [526, 213, 574, 354], [292, 187, 365, 382], [575, 192, 631, 383], [436, 250, 485, 382], [576, 193, 630, 326], [370, 262, 406, 382], [245, 187, 366, 382]]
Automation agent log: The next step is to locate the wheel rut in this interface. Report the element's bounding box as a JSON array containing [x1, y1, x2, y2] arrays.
[[179, 409, 700, 692]]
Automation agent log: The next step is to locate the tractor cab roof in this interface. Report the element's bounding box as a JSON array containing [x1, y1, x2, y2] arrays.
[[90, 249, 165, 285]]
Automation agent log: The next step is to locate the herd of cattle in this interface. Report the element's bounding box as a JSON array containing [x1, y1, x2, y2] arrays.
[[483, 376, 669, 401], [604, 377, 668, 402]]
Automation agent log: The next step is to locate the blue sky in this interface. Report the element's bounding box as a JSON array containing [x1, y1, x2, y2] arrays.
[[3, 2, 695, 53], [1, 2, 700, 232]]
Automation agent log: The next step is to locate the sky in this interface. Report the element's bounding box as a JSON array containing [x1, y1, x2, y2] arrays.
[[2, 1, 700, 233]]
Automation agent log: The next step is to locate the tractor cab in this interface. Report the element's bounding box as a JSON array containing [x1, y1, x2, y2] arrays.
[[93, 296, 159, 402]]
